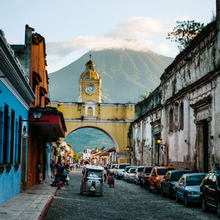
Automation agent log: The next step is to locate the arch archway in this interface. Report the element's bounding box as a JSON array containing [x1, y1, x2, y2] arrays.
[[62, 125, 119, 152]]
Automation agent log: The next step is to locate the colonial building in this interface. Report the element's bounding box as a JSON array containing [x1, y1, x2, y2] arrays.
[[51, 59, 135, 163], [11, 25, 66, 188], [131, 0, 220, 172], [0, 30, 35, 205]]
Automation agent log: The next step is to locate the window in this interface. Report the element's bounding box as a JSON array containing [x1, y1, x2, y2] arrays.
[[179, 102, 184, 130], [3, 104, 9, 164], [174, 102, 179, 131], [0, 109, 3, 163], [18, 116, 22, 163], [10, 109, 15, 163], [169, 108, 173, 132]]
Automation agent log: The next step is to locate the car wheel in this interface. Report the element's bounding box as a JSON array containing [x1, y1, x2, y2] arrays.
[[176, 193, 180, 203], [184, 195, 189, 207], [201, 198, 209, 212], [126, 178, 128, 182], [140, 181, 143, 188], [154, 184, 158, 194], [161, 187, 165, 197], [217, 202, 220, 218]]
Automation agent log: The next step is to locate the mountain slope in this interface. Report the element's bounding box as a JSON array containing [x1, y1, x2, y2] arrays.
[[48, 49, 173, 103]]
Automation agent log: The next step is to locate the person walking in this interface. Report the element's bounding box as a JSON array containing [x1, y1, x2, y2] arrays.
[[50, 160, 55, 178], [103, 168, 107, 182], [213, 163, 220, 174]]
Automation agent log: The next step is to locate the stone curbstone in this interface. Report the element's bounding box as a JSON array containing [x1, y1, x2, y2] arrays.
[[38, 187, 58, 220]]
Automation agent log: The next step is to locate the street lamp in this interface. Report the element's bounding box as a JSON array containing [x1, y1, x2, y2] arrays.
[[23, 106, 49, 122], [156, 138, 166, 151]]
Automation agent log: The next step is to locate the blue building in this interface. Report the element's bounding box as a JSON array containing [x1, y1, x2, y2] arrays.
[[0, 30, 35, 205]]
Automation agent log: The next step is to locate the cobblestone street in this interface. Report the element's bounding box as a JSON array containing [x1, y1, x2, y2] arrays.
[[44, 169, 218, 220]]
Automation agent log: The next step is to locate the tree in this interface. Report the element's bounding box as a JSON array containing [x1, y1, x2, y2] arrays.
[[101, 146, 105, 150], [167, 20, 205, 51], [73, 152, 79, 163], [139, 92, 147, 101]]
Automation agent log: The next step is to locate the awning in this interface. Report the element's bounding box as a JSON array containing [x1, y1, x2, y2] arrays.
[[45, 97, 50, 105], [33, 71, 42, 85], [28, 106, 66, 138], [40, 86, 47, 95]]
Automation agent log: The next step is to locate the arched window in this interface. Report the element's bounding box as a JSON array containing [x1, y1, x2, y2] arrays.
[[179, 102, 184, 130], [174, 102, 179, 131], [169, 108, 174, 132]]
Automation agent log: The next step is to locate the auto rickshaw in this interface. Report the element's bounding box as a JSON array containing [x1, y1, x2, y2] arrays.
[[80, 165, 104, 196]]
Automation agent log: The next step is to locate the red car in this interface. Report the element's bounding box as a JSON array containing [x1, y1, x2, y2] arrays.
[[139, 166, 153, 189]]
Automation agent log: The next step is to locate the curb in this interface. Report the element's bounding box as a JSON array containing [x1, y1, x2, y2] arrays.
[[38, 187, 58, 220]]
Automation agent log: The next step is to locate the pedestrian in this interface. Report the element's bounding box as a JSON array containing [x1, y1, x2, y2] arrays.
[[63, 166, 70, 185], [193, 165, 198, 173], [56, 161, 62, 175], [103, 168, 107, 182], [37, 160, 43, 183], [213, 163, 220, 174], [50, 160, 55, 178], [107, 173, 114, 188]]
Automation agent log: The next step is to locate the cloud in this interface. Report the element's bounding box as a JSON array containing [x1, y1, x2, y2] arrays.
[[107, 17, 167, 39], [46, 17, 172, 66]]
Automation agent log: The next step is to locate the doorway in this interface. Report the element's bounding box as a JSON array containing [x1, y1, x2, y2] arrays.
[[203, 120, 209, 173]]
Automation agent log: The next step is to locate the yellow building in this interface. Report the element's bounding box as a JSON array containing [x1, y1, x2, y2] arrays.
[[51, 58, 135, 163]]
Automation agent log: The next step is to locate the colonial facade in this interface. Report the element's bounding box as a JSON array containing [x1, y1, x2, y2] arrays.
[[131, 0, 220, 172], [12, 25, 66, 189], [0, 30, 35, 205], [51, 59, 135, 163]]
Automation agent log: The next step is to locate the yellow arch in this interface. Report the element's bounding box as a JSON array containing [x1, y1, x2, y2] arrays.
[[63, 125, 119, 152]]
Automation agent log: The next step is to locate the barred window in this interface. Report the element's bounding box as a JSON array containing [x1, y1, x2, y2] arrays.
[[3, 104, 9, 164], [169, 108, 173, 132], [18, 116, 22, 163], [179, 102, 184, 130], [10, 109, 15, 163]]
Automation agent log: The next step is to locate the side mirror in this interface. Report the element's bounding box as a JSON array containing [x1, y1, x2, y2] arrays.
[[179, 182, 184, 187]]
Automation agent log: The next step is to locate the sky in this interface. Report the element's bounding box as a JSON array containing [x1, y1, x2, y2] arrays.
[[0, 0, 216, 73]]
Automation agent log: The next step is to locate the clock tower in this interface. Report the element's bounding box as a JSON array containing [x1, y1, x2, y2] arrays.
[[78, 57, 102, 103]]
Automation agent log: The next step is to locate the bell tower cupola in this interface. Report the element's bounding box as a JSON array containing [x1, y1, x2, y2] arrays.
[[78, 55, 102, 103]]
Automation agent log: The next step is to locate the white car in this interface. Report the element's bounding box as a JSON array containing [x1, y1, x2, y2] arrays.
[[115, 163, 131, 179], [123, 166, 136, 181], [109, 164, 118, 174], [126, 167, 137, 183], [133, 166, 144, 185]]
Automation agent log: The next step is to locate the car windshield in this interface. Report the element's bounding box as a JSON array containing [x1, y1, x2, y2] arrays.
[[129, 169, 136, 173], [138, 167, 144, 172], [171, 172, 185, 181], [157, 168, 169, 175], [111, 165, 115, 169], [186, 175, 206, 186], [87, 170, 102, 178], [145, 168, 152, 173], [119, 164, 130, 169]]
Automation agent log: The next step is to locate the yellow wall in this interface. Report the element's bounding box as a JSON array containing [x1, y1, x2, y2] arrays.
[[51, 101, 135, 154]]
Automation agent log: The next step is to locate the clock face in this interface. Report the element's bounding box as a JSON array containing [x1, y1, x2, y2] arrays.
[[85, 84, 96, 95]]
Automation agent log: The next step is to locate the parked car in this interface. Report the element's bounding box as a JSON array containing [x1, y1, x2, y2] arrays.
[[175, 173, 207, 207], [126, 168, 137, 183], [161, 170, 192, 198], [115, 163, 131, 179], [149, 166, 175, 193], [200, 172, 220, 218], [113, 164, 119, 176], [123, 166, 136, 181], [134, 166, 144, 185], [109, 164, 117, 175], [139, 166, 153, 189]]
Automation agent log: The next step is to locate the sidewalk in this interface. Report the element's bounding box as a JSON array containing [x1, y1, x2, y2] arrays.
[[0, 177, 57, 220]]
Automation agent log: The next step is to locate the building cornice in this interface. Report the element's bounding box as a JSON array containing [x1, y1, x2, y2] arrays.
[[0, 30, 35, 104]]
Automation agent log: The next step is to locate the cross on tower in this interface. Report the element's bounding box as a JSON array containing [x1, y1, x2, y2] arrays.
[[89, 54, 92, 60]]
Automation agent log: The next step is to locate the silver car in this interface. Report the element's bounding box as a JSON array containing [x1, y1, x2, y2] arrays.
[[126, 168, 137, 183], [134, 166, 144, 185], [123, 166, 136, 181]]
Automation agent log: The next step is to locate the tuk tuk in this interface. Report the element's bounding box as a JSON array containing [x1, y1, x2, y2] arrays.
[[80, 165, 104, 196]]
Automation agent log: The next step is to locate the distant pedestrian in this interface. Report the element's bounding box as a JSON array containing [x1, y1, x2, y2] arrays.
[[213, 163, 220, 174], [107, 173, 114, 188], [50, 160, 55, 178], [193, 165, 198, 173], [56, 161, 62, 175], [103, 169, 107, 182]]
